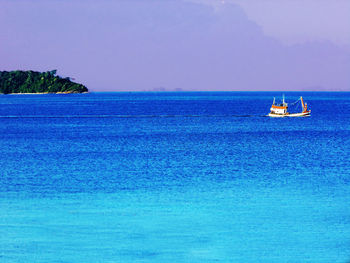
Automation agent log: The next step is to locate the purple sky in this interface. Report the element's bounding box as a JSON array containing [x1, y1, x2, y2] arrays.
[[0, 0, 349, 91]]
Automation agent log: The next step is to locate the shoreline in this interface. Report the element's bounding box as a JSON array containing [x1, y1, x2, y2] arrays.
[[1, 92, 89, 95]]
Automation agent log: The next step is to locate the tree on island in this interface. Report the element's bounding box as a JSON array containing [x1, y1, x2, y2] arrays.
[[0, 70, 88, 94]]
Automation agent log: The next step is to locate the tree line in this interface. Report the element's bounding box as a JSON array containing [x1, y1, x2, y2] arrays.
[[0, 70, 88, 94]]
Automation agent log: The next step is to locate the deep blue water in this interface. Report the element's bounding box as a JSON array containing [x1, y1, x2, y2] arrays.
[[0, 92, 349, 262]]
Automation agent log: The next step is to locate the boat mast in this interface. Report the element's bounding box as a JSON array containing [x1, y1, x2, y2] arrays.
[[273, 97, 275, 105], [300, 96, 307, 112]]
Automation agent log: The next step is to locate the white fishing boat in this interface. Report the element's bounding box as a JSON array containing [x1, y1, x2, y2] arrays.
[[268, 95, 311, 117]]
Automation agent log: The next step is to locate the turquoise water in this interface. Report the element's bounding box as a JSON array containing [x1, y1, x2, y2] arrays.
[[0, 92, 349, 262]]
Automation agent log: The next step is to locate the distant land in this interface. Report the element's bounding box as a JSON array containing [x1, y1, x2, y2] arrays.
[[296, 86, 349, 92], [143, 87, 185, 92], [0, 70, 88, 94]]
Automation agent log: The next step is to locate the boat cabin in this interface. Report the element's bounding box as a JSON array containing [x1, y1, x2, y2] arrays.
[[270, 104, 287, 115], [270, 97, 288, 115]]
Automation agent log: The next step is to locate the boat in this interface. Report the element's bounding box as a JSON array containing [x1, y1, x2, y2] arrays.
[[268, 95, 311, 117]]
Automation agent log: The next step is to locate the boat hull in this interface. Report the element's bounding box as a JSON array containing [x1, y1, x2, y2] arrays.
[[268, 111, 311, 117]]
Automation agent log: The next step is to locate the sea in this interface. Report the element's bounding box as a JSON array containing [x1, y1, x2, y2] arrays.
[[0, 92, 349, 263]]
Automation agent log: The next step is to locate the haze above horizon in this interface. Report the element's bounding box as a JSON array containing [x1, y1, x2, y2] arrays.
[[0, 0, 349, 91]]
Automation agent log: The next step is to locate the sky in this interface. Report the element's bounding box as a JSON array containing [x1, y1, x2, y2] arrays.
[[0, 0, 349, 91]]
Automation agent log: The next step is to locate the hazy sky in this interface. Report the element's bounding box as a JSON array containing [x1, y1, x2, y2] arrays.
[[0, 0, 349, 91]]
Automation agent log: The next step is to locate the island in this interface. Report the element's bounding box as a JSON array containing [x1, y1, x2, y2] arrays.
[[0, 70, 88, 94]]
